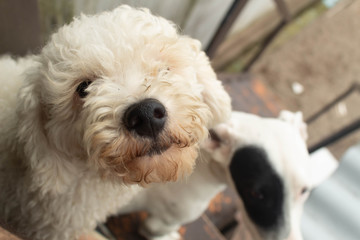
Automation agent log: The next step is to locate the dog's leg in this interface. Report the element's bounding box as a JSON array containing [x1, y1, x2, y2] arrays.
[[139, 216, 181, 240]]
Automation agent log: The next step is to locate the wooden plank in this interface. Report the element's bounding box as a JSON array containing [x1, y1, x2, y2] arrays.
[[211, 9, 281, 70], [212, 0, 317, 70], [182, 0, 233, 49], [39, 0, 230, 49], [73, 0, 193, 29]]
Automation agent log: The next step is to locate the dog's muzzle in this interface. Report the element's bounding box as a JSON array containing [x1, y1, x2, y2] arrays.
[[123, 98, 167, 139]]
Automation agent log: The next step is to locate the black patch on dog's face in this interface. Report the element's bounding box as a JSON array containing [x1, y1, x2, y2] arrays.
[[229, 145, 284, 230]]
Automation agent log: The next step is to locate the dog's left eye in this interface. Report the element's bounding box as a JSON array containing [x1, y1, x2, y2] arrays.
[[76, 80, 92, 98], [301, 187, 309, 195]]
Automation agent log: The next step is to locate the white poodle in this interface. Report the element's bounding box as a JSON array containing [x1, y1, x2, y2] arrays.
[[0, 5, 231, 240]]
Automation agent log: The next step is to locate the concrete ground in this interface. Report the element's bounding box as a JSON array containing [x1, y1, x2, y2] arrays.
[[248, 0, 360, 159]]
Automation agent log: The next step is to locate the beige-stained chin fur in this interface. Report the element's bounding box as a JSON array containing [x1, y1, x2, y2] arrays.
[[91, 125, 200, 185], [112, 146, 197, 185]]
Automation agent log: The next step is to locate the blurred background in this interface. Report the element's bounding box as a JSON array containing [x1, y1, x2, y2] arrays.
[[0, 0, 359, 239]]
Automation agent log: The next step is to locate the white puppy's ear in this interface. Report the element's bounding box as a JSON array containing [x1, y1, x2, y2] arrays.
[[202, 124, 230, 151], [279, 110, 308, 141], [201, 124, 234, 165], [182, 37, 232, 128]]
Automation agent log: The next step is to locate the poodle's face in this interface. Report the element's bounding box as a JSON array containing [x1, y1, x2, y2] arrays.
[[31, 6, 231, 185]]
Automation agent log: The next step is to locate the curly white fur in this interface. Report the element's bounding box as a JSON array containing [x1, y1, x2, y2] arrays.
[[0, 5, 231, 240]]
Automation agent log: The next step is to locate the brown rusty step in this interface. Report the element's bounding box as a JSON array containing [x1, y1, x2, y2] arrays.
[[218, 73, 282, 117], [180, 215, 226, 240], [205, 188, 238, 233], [105, 212, 147, 240], [106, 212, 226, 240]]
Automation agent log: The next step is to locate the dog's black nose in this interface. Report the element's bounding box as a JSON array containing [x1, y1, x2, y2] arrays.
[[123, 98, 167, 138]]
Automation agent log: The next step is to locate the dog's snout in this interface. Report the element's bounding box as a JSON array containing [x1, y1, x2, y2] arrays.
[[123, 98, 167, 138]]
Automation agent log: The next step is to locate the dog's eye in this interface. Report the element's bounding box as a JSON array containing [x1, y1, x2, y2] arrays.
[[76, 80, 92, 98], [209, 129, 221, 143], [301, 187, 309, 195]]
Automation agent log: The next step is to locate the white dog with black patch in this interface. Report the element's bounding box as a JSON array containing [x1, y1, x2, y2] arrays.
[[0, 5, 231, 240], [119, 111, 312, 240]]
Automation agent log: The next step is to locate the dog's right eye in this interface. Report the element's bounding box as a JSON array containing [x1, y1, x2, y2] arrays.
[[301, 187, 309, 195], [209, 129, 221, 143], [76, 81, 92, 98]]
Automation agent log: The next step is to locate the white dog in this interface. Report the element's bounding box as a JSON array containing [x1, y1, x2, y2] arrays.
[[119, 111, 311, 240], [0, 5, 231, 240]]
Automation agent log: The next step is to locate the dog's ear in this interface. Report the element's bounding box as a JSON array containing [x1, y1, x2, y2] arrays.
[[16, 71, 74, 196], [203, 124, 230, 151], [201, 124, 234, 166], [278, 110, 308, 141], [181, 37, 232, 128]]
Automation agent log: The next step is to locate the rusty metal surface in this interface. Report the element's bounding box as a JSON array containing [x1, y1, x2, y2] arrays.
[[180, 215, 226, 240], [219, 73, 282, 117], [106, 212, 147, 240], [106, 212, 226, 240], [205, 188, 238, 231]]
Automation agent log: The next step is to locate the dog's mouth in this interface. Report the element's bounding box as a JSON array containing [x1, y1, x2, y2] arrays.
[[97, 127, 194, 166], [96, 128, 198, 184], [139, 132, 191, 157], [147, 142, 171, 156]]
